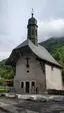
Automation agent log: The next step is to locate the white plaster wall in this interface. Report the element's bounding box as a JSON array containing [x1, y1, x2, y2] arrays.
[[45, 64, 62, 90], [14, 52, 46, 93]]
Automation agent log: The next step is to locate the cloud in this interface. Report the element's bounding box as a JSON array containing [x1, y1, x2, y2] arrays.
[[0, 35, 17, 61], [0, 35, 16, 52], [0, 34, 27, 61], [0, 19, 64, 61], [0, 52, 11, 61], [38, 19, 64, 42], [0, 0, 64, 61]]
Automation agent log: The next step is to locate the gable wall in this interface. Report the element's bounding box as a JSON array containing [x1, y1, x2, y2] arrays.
[[45, 64, 63, 90], [14, 51, 46, 93]]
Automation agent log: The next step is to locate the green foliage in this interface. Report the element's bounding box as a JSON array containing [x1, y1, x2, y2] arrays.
[[52, 46, 64, 81], [0, 78, 5, 85], [0, 59, 14, 80], [52, 46, 64, 62], [0, 87, 8, 92], [40, 37, 64, 52]]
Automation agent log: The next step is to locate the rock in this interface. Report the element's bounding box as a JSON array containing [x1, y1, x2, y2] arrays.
[[52, 97, 64, 102], [40, 109, 52, 113], [27, 97, 34, 101], [40, 98, 47, 102], [16, 108, 27, 113]]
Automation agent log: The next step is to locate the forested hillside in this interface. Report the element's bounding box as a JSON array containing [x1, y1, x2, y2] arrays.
[[40, 37, 64, 63], [0, 59, 14, 85], [40, 37, 64, 52]]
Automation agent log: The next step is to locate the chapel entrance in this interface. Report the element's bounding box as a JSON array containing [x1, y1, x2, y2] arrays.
[[26, 82, 30, 93]]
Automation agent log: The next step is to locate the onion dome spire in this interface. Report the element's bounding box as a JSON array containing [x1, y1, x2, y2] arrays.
[[27, 9, 38, 46]]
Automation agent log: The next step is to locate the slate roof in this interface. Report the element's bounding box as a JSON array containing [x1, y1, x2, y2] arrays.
[[6, 39, 61, 68]]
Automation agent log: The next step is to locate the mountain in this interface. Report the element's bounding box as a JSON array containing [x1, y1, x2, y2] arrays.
[[40, 37, 64, 63], [40, 37, 64, 52], [0, 37, 64, 85]]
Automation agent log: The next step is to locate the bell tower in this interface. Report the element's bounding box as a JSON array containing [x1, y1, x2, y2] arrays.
[[27, 9, 38, 45]]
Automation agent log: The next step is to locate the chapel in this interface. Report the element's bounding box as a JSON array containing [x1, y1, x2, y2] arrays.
[[6, 12, 63, 94]]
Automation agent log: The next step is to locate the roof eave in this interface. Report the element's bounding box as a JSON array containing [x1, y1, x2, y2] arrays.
[[36, 57, 62, 69]]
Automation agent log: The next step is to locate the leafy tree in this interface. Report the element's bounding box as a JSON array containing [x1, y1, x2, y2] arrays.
[[0, 78, 5, 85]]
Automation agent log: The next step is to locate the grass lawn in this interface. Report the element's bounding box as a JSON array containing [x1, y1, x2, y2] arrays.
[[0, 87, 8, 92]]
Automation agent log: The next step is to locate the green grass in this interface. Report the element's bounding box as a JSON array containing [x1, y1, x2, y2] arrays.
[[0, 87, 8, 92]]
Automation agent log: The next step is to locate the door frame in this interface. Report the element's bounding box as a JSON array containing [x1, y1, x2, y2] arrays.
[[25, 81, 30, 93]]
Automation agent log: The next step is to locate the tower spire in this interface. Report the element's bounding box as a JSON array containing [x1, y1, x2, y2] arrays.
[[31, 8, 34, 17], [27, 9, 38, 45]]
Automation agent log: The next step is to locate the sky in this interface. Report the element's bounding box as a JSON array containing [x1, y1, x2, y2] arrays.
[[0, 0, 64, 61]]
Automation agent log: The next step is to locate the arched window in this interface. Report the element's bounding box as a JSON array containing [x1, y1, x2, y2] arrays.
[[32, 29, 34, 35], [35, 29, 37, 36], [28, 29, 31, 37], [21, 82, 24, 88], [32, 81, 35, 88]]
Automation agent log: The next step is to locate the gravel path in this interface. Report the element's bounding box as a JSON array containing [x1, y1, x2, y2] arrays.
[[0, 97, 64, 113], [16, 99, 64, 113]]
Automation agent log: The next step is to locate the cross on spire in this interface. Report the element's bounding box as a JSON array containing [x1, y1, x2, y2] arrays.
[[31, 8, 34, 17]]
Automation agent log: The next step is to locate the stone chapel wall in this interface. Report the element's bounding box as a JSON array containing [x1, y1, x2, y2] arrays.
[[45, 64, 63, 90], [14, 52, 46, 93]]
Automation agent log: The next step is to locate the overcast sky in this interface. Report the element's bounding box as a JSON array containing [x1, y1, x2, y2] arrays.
[[0, 0, 64, 61]]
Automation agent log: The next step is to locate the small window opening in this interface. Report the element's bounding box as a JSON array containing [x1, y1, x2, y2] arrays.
[[21, 82, 24, 88], [27, 70, 29, 73], [32, 82, 35, 88], [32, 29, 34, 35], [28, 29, 31, 37], [62, 72, 64, 86], [35, 29, 37, 36], [26, 64, 29, 68]]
